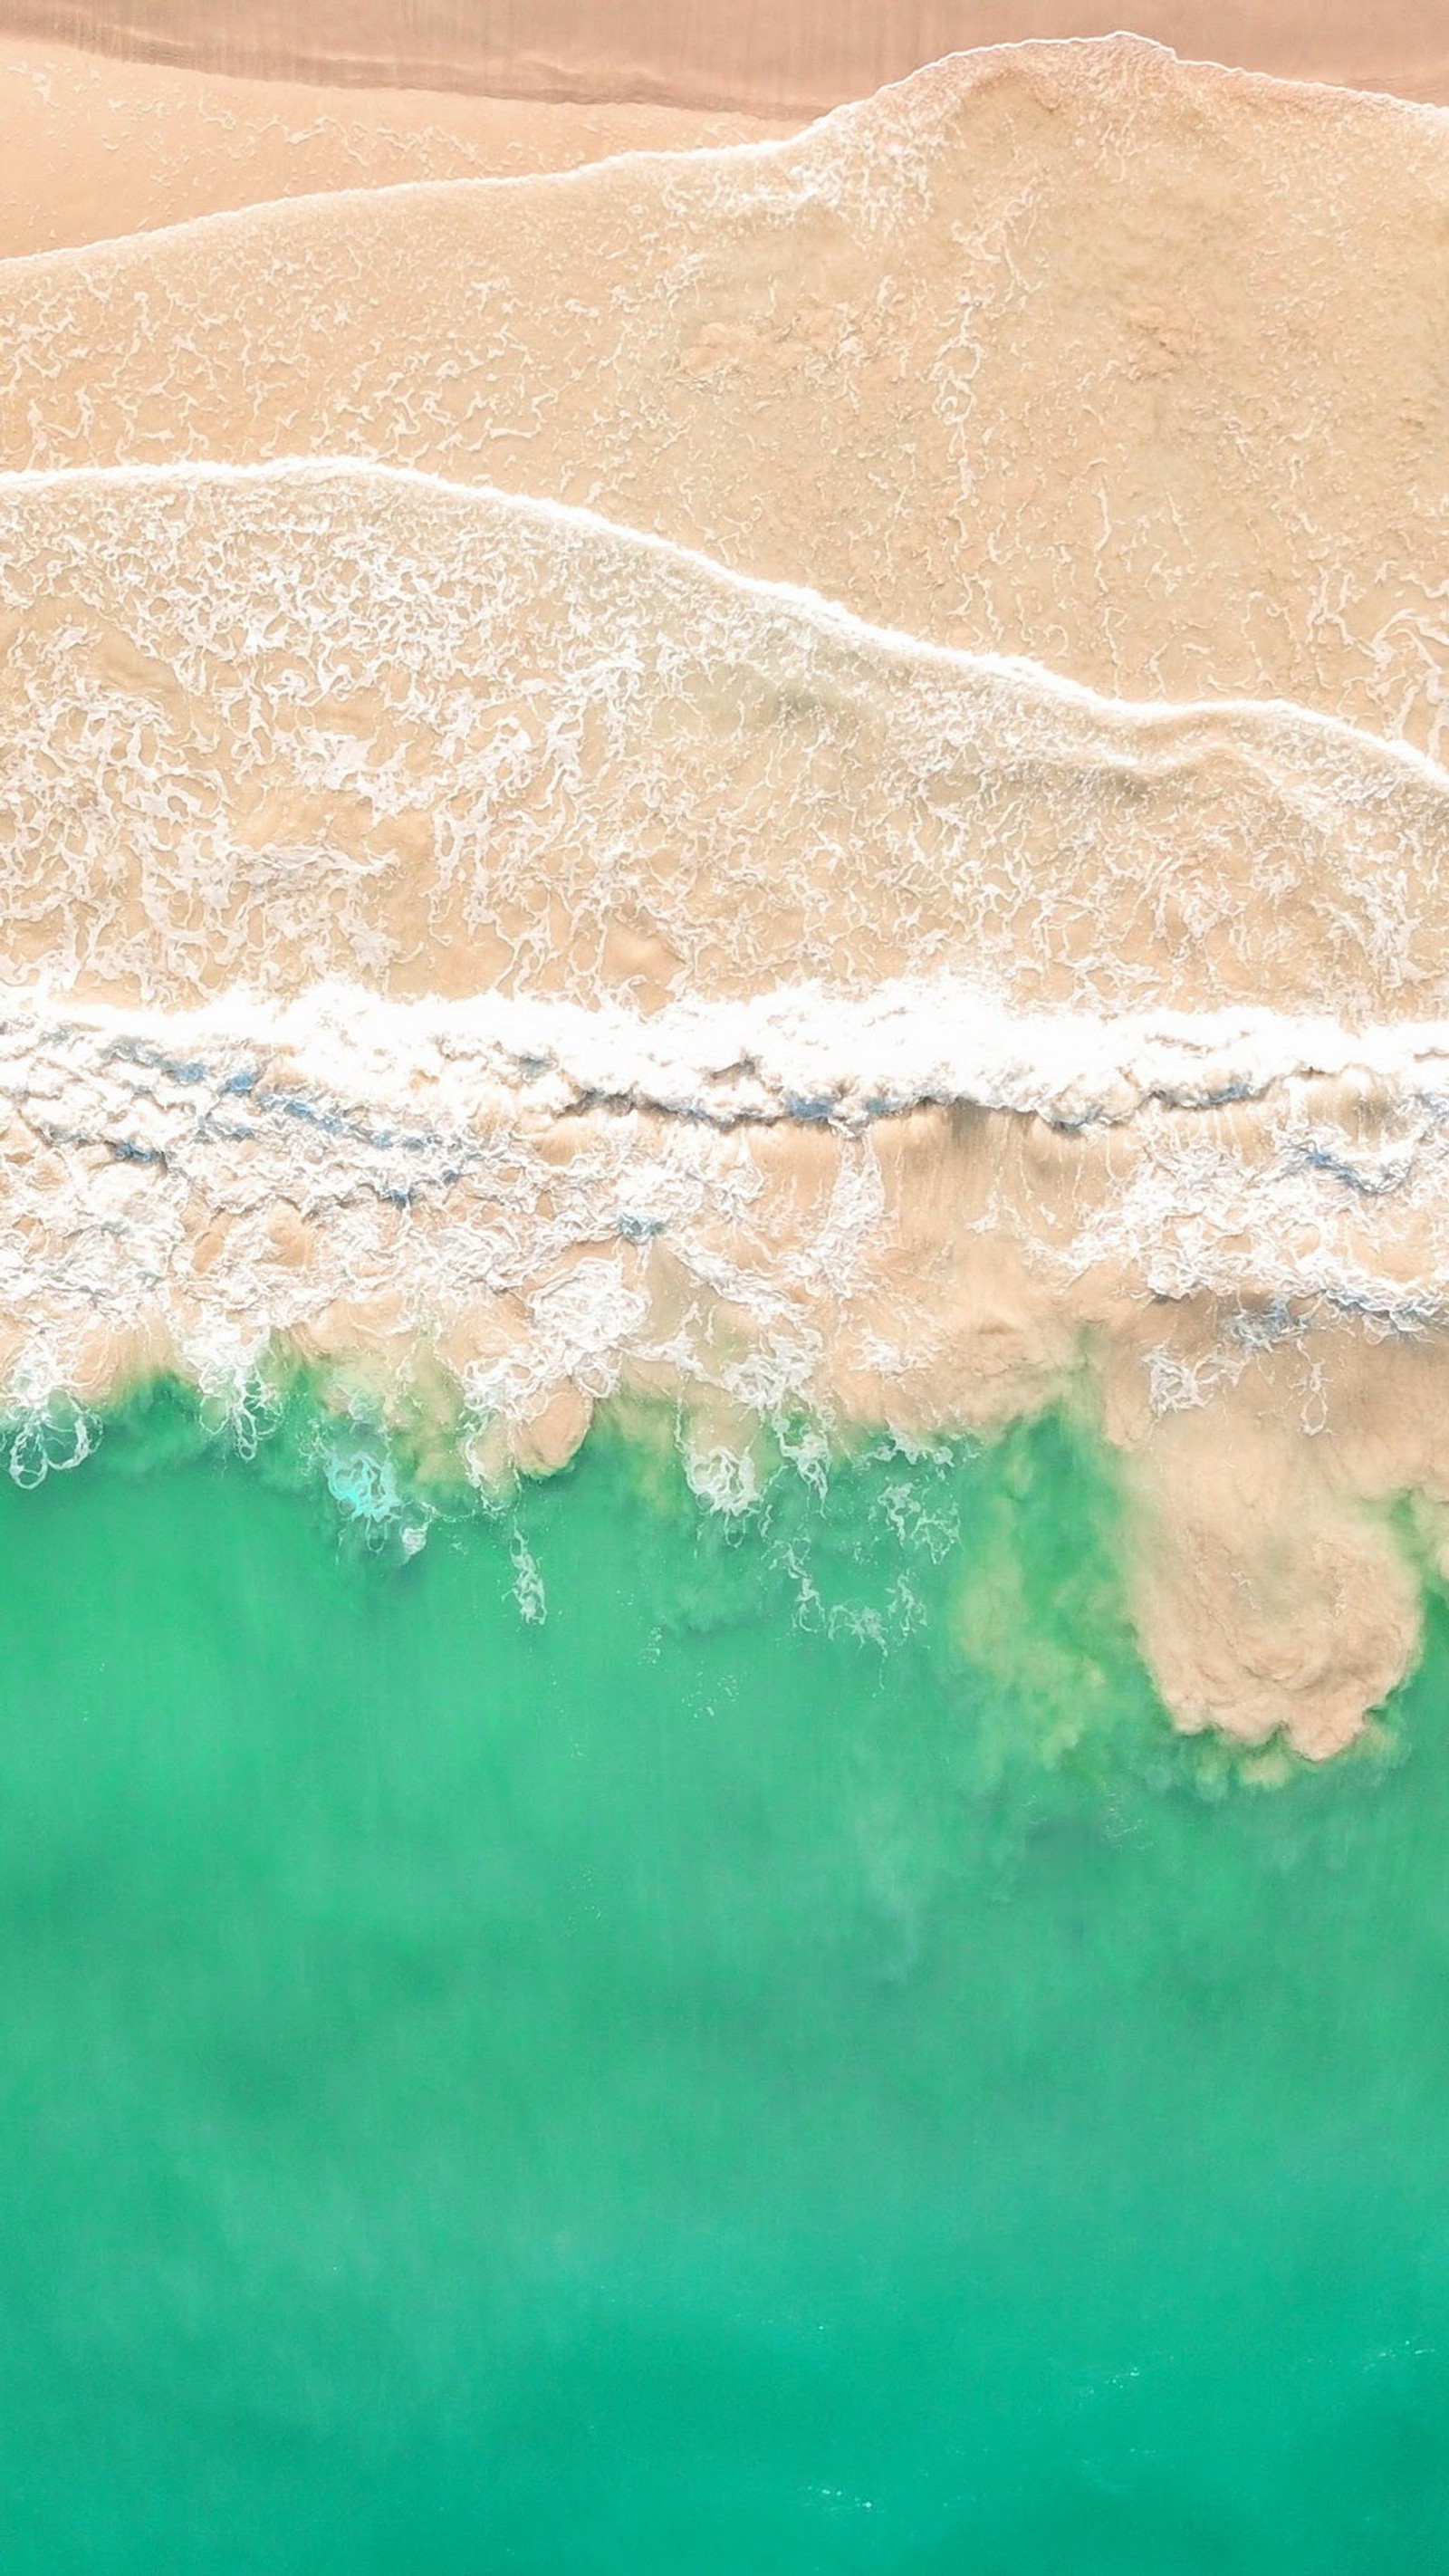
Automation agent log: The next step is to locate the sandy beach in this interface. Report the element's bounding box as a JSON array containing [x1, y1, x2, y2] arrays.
[[0, 14, 1447, 1760], [0, 33, 791, 255], [0, 2, 1445, 109], [1, 43, 1444, 745]]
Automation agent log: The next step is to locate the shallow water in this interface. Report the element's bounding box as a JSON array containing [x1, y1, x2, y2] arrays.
[[3, 1399, 1448, 2569]]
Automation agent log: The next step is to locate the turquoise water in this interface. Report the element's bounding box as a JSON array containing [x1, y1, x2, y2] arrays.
[[2, 1393, 1448, 2570]]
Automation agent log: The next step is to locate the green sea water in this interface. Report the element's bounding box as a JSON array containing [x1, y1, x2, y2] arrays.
[[2, 1390, 1448, 2571]]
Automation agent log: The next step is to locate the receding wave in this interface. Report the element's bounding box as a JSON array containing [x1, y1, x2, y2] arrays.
[[4, 459, 1448, 1025], [0, 40, 1445, 744], [2, 450, 1449, 1756]]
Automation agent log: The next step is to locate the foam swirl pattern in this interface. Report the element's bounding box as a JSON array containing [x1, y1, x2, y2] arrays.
[[3, 461, 1448, 1021], [1, 41, 1447, 743], [3, 42, 1449, 1763]]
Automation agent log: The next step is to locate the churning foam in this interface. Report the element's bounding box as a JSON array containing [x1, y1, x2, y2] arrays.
[[0, 454, 1445, 1755], [5, 38, 1449, 1763]]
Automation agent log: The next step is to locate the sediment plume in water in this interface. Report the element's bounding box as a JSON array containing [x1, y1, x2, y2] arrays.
[[15, 23, 1449, 2570], [0, 461, 1446, 1754], [2, 42, 1447, 745], [0, 38, 1447, 1768], [1, 964, 1446, 1758]]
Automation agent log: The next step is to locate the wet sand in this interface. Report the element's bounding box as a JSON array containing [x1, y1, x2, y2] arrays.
[[2, 2, 1445, 111], [3, 460, 1446, 1021], [1, 24, 1448, 1760], [1, 42, 1444, 747], [0, 34, 791, 256]]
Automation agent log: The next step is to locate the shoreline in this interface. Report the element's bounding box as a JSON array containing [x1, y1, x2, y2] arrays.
[[4, 47, 1444, 755], [0, 984, 1443, 1758], [0, 33, 794, 259], [0, 36, 1444, 1764], [1, 5, 1444, 113], [0, 1355, 1431, 1782]]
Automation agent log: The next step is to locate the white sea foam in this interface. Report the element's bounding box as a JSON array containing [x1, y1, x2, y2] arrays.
[[11, 972, 1449, 1133], [0, 958, 1443, 1756], [0, 454, 1443, 1754], [2, 459, 1447, 1029], [3, 40, 1446, 746]]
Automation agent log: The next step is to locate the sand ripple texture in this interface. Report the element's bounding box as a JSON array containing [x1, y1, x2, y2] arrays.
[[5, 460, 1449, 1022], [4, 35, 1449, 1761], [1, 40, 1447, 745], [0, 34, 791, 257]]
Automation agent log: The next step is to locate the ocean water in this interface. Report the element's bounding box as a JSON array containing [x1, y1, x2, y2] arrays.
[[3, 1395, 1448, 2570], [6, 26, 1449, 2566]]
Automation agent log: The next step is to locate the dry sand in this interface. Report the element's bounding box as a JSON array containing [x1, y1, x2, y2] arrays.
[[0, 35, 791, 257], [2, 40, 1444, 748], [1, 3, 1444, 111], [1, 24, 1447, 1762]]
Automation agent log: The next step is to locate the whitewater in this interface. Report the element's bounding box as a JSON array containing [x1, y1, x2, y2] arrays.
[[2, 39, 1448, 1765], [0, 443, 1444, 1756], [13, 25, 1449, 2574]]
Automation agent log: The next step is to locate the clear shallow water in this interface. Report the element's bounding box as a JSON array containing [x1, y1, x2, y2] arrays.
[[1, 1396, 1448, 2569]]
